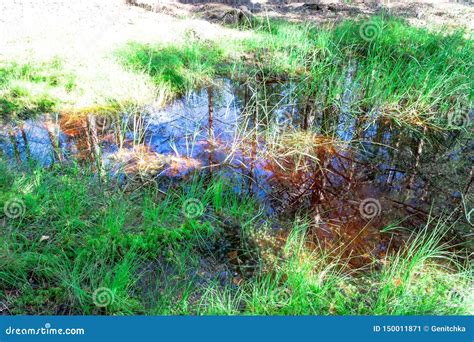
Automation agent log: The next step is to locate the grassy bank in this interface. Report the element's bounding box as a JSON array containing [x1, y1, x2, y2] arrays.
[[2, 15, 471, 128], [0, 163, 472, 315], [116, 15, 472, 129]]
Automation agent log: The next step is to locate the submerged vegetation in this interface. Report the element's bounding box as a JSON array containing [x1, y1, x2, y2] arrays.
[[1, 14, 473, 315]]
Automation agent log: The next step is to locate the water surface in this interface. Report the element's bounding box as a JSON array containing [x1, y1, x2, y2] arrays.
[[1, 78, 472, 263]]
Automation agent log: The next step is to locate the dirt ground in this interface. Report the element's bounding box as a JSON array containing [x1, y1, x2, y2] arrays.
[[0, 0, 251, 58], [131, 0, 474, 31], [0, 0, 251, 106], [1, 0, 471, 61]]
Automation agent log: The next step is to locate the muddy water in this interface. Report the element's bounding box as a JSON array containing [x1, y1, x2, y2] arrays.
[[1, 78, 472, 263]]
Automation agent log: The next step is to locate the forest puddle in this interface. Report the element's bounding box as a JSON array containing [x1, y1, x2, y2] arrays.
[[1, 79, 472, 267]]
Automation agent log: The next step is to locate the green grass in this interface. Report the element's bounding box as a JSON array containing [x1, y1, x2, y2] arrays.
[[0, 59, 76, 120], [115, 41, 226, 102], [242, 16, 472, 123], [0, 162, 471, 315], [0, 162, 261, 314], [116, 15, 472, 130]]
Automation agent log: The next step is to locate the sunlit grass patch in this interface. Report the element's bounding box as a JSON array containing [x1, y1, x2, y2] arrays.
[[0, 59, 76, 120], [0, 56, 157, 121], [115, 41, 227, 102]]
